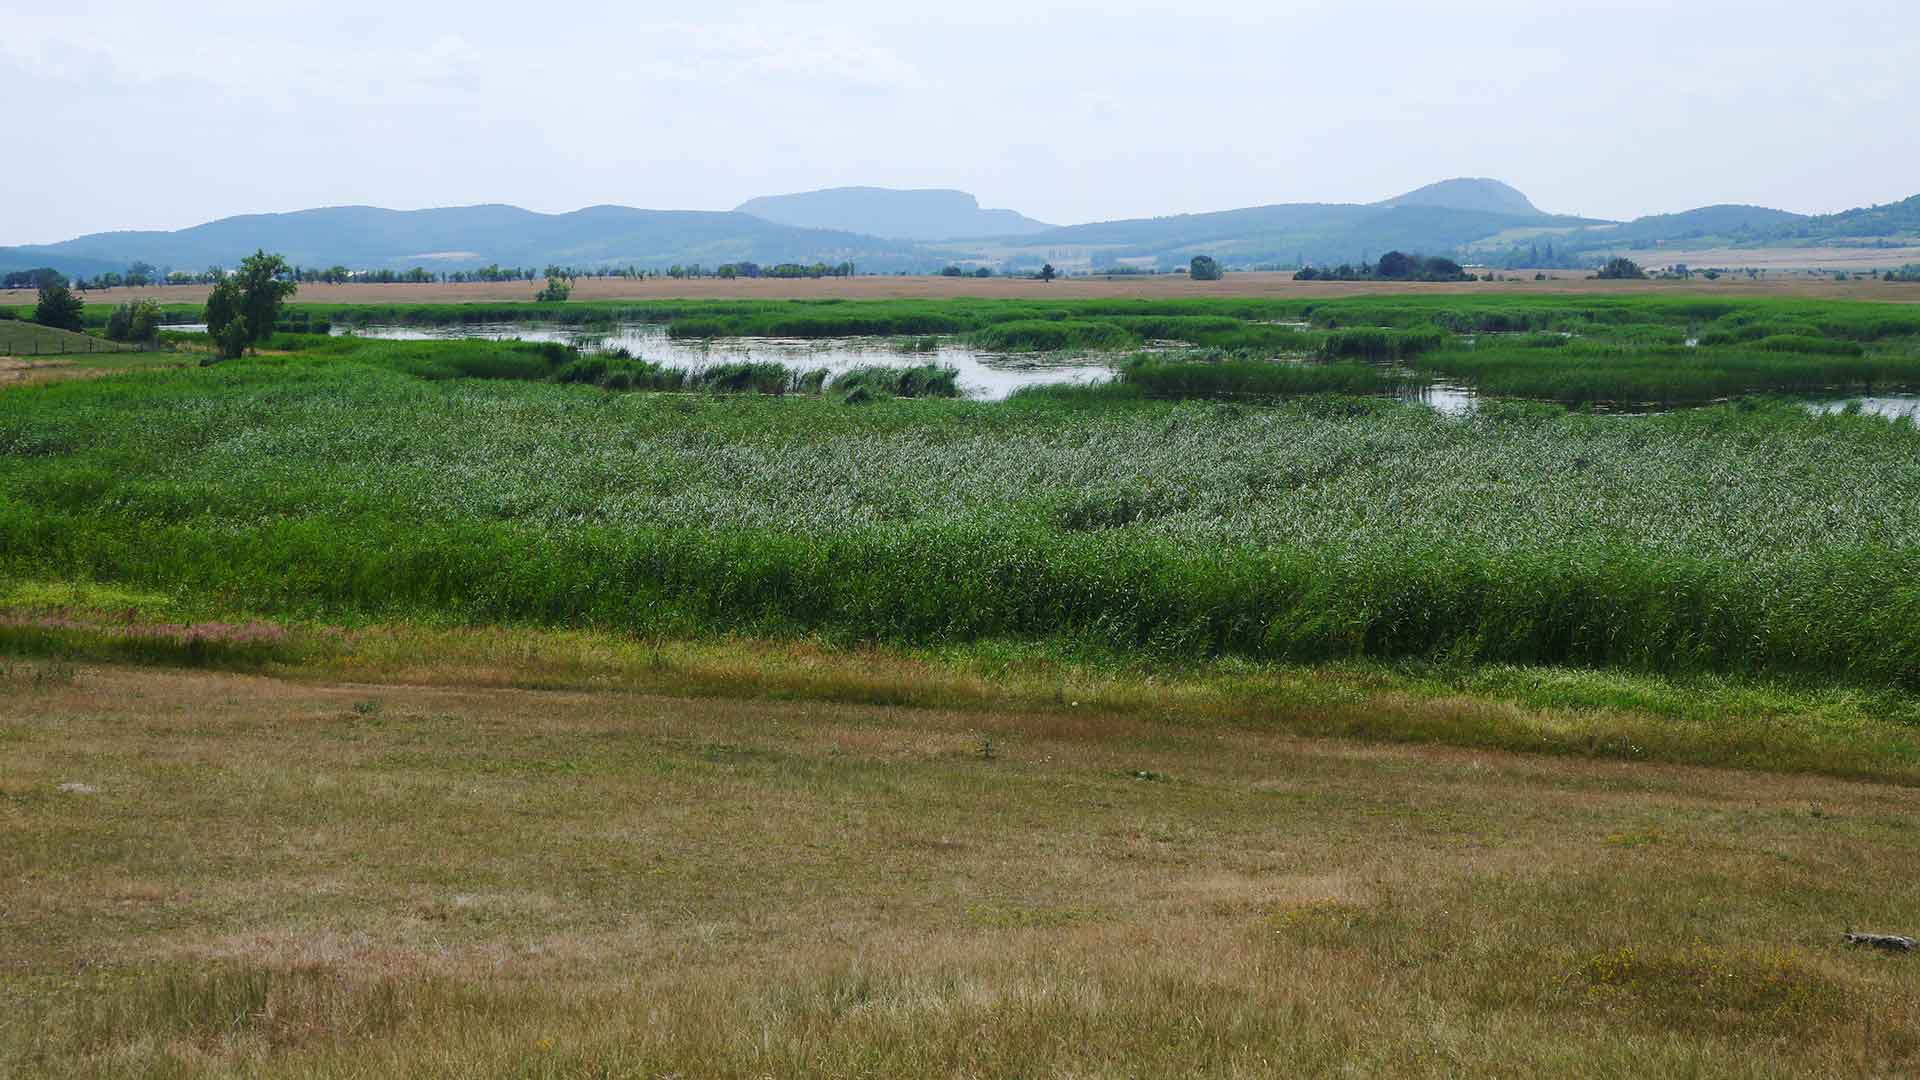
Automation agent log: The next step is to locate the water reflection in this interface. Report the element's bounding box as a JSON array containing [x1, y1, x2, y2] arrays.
[[334, 323, 1113, 400]]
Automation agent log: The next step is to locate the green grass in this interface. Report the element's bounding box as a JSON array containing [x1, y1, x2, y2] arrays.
[[967, 319, 1139, 351], [1111, 357, 1418, 399], [1411, 342, 1920, 404], [5, 337, 1920, 689], [0, 320, 135, 357]]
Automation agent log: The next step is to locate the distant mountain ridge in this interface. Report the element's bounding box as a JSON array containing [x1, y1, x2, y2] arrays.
[[0, 204, 926, 276], [5, 180, 1917, 280], [735, 187, 1055, 241], [975, 178, 1596, 268]]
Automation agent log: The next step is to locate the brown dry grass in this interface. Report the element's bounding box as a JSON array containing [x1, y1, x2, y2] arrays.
[[10, 270, 1920, 307], [3, 653, 1917, 1077], [0, 358, 103, 386]]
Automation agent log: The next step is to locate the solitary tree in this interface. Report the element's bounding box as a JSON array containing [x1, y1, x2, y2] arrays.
[[534, 275, 572, 302], [1038, 263, 1057, 283], [204, 277, 249, 359], [34, 282, 85, 331], [204, 250, 298, 360], [1190, 255, 1223, 281]]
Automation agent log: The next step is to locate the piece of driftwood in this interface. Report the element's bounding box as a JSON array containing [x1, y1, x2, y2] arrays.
[[1844, 932, 1915, 952]]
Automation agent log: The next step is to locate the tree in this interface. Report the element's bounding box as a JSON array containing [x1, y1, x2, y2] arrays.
[[1037, 263, 1057, 283], [535, 275, 572, 302], [234, 251, 298, 339], [1374, 251, 1414, 279], [204, 251, 299, 360], [1190, 255, 1223, 281], [104, 299, 163, 345], [34, 283, 85, 331], [204, 277, 248, 359], [940, 265, 964, 277], [1596, 257, 1647, 280]]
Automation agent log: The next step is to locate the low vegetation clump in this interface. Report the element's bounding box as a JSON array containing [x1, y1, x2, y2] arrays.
[[828, 363, 960, 398], [669, 309, 973, 339], [967, 319, 1138, 351], [1412, 341, 1920, 404], [1114, 356, 1416, 399], [1318, 326, 1446, 360], [102, 300, 163, 346]]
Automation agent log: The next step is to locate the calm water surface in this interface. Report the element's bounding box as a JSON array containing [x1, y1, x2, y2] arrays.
[[162, 320, 1920, 418], [335, 323, 1114, 400]]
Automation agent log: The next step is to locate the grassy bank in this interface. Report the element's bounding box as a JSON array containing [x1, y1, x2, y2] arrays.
[[6, 577, 1920, 781], [0, 320, 136, 357]]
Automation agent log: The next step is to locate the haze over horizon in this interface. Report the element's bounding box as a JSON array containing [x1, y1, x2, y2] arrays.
[[6, 0, 1917, 247]]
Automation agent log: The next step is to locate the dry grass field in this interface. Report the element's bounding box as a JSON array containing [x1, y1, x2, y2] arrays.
[[2, 626, 1919, 1077], [9, 270, 1920, 309]]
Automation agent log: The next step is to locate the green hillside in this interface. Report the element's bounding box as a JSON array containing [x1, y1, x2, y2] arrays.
[[0, 319, 132, 357]]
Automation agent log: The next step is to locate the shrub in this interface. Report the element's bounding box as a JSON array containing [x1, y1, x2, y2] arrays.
[[33, 284, 84, 331], [1597, 257, 1647, 280], [104, 300, 163, 345]]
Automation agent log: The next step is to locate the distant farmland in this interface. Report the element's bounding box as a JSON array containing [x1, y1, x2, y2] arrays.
[[8, 269, 1920, 310]]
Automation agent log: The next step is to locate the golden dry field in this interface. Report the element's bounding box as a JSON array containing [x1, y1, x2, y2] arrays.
[[2, 624, 1918, 1078], [8, 270, 1920, 308]]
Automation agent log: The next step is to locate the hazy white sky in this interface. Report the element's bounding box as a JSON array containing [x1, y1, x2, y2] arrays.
[[6, 0, 1916, 245]]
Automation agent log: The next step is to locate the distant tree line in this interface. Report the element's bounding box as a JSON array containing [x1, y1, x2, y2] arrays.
[[710, 262, 858, 279], [1293, 252, 1471, 282], [1474, 240, 1590, 270], [4, 267, 68, 290]]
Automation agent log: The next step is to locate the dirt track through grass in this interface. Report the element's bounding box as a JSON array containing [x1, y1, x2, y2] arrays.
[[4, 660, 1918, 1076]]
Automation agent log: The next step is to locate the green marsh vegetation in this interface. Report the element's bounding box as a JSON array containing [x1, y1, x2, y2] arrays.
[[5, 321, 1920, 696], [233, 292, 1920, 405]]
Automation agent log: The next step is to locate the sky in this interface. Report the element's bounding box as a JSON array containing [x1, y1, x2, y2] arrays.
[[5, 0, 1917, 245]]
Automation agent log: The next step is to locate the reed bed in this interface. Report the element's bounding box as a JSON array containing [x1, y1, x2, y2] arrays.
[[4, 344, 1920, 686]]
